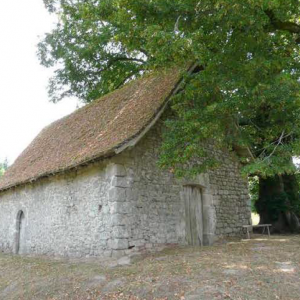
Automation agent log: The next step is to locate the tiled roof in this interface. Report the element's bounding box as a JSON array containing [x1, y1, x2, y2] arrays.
[[0, 68, 184, 191]]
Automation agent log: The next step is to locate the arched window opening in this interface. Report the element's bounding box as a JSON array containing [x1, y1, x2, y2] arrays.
[[15, 210, 25, 254]]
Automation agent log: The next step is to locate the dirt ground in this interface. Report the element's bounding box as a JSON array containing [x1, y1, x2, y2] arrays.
[[0, 235, 300, 300]]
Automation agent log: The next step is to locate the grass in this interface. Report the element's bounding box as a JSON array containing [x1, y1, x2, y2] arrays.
[[1, 235, 300, 299]]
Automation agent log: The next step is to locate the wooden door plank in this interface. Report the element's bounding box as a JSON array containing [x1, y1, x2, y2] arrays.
[[184, 186, 204, 246]]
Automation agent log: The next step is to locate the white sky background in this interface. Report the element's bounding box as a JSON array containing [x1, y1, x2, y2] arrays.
[[0, 0, 78, 164]]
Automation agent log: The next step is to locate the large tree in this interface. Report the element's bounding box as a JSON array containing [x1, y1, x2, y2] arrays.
[[39, 0, 300, 231]]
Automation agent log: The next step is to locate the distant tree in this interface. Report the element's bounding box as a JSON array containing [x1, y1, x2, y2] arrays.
[[0, 159, 8, 177], [249, 177, 259, 213], [39, 0, 300, 231]]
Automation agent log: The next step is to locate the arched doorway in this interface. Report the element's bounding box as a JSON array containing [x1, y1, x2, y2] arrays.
[[15, 210, 25, 254]]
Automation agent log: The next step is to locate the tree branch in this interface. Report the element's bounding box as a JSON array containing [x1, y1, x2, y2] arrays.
[[174, 16, 182, 34], [138, 48, 150, 58], [261, 130, 285, 162], [265, 10, 300, 40], [233, 121, 256, 161]]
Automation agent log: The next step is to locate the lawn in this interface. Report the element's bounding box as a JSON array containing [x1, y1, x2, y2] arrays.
[[0, 235, 300, 300]]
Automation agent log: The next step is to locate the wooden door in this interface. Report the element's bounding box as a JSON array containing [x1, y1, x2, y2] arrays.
[[183, 186, 203, 246]]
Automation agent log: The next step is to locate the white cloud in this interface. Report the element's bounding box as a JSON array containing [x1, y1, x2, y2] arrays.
[[0, 0, 78, 163]]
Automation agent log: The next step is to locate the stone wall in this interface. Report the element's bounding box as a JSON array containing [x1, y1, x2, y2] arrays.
[[0, 163, 113, 257], [0, 120, 251, 258], [207, 149, 251, 236], [110, 120, 251, 251]]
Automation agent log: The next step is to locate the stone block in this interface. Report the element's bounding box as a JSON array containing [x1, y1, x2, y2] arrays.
[[110, 202, 132, 214], [111, 177, 131, 188], [111, 250, 126, 258], [108, 239, 129, 250], [108, 187, 126, 202], [125, 189, 138, 201], [129, 239, 146, 247], [111, 214, 126, 226], [111, 226, 130, 239], [225, 228, 232, 234], [106, 163, 127, 177]]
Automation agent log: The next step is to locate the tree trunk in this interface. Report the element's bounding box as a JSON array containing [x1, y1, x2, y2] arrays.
[[256, 174, 300, 233]]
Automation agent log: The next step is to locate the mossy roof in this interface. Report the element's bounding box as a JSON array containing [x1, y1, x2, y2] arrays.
[[0, 68, 184, 192]]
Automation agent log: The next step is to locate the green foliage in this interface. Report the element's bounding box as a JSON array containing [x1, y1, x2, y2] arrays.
[[0, 159, 8, 177], [39, 0, 300, 177], [291, 172, 300, 214], [255, 173, 300, 222], [263, 191, 290, 221], [249, 177, 259, 213]]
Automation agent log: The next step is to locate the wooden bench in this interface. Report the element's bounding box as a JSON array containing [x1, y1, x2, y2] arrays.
[[242, 224, 272, 239]]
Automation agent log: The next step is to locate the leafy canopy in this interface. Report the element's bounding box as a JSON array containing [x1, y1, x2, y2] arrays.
[[39, 0, 300, 177]]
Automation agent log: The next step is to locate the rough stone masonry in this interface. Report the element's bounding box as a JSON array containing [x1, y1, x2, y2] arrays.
[[0, 120, 251, 258]]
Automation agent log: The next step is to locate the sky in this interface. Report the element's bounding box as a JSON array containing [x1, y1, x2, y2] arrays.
[[0, 0, 78, 164]]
